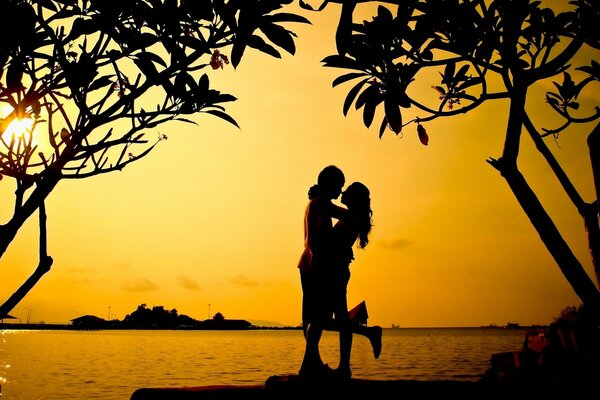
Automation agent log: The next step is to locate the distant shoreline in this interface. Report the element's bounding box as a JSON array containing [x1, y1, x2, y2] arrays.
[[0, 322, 303, 331], [0, 323, 539, 331]]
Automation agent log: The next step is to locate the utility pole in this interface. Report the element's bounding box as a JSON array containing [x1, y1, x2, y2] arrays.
[[108, 306, 111, 321], [208, 303, 211, 320]]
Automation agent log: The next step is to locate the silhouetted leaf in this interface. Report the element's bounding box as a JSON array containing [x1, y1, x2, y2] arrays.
[[60, 128, 70, 141], [181, 0, 214, 20], [363, 92, 384, 128], [420, 49, 434, 61], [231, 42, 247, 69], [332, 72, 368, 88], [174, 73, 195, 99], [267, 13, 311, 24], [141, 51, 167, 68], [378, 116, 388, 138], [34, 0, 58, 11], [133, 55, 159, 80], [260, 22, 296, 55], [174, 117, 198, 125], [455, 65, 470, 82], [322, 54, 359, 70], [88, 75, 115, 92], [205, 110, 240, 128], [417, 124, 429, 145], [6, 62, 24, 91], [198, 74, 209, 93], [299, 0, 326, 11], [247, 35, 281, 59], [214, 93, 237, 104], [566, 102, 579, 109], [66, 18, 100, 42], [442, 62, 456, 86], [336, 1, 356, 55], [31, 100, 41, 117], [355, 83, 378, 110], [343, 78, 370, 116], [455, 77, 482, 92], [577, 60, 600, 80], [545, 94, 560, 107], [384, 97, 402, 134]]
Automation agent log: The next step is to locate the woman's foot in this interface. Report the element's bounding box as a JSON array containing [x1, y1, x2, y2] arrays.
[[369, 326, 382, 359]]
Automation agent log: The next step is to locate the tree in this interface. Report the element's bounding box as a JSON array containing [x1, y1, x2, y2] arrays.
[[213, 312, 225, 321], [303, 0, 600, 314], [0, 0, 309, 317]]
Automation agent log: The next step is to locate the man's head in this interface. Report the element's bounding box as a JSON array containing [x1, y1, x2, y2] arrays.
[[317, 165, 345, 200]]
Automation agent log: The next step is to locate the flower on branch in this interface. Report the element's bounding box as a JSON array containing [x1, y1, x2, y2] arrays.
[[112, 76, 129, 97], [431, 86, 461, 109], [210, 50, 229, 70]]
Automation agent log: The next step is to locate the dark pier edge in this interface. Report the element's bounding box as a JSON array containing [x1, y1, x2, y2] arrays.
[[129, 374, 591, 400]]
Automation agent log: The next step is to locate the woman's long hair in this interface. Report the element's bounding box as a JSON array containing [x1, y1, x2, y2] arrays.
[[344, 182, 372, 249]]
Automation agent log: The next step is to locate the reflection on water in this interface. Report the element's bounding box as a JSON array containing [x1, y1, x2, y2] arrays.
[[0, 328, 526, 400]]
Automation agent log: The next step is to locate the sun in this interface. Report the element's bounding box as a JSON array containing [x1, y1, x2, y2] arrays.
[[1, 105, 35, 145], [2, 118, 34, 142]]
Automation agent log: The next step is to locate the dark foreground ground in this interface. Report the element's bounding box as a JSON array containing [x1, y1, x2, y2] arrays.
[[131, 308, 597, 400], [130, 373, 593, 400]]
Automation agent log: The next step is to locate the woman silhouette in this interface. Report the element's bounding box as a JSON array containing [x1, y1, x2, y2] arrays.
[[297, 167, 381, 379], [326, 181, 382, 379]]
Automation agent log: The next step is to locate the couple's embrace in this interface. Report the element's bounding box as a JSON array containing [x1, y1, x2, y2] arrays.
[[297, 165, 382, 380]]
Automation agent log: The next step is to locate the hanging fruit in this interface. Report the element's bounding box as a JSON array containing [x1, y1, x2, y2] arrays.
[[417, 124, 429, 146]]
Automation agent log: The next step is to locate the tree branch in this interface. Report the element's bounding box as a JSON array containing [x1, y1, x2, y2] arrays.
[[0, 201, 53, 319]]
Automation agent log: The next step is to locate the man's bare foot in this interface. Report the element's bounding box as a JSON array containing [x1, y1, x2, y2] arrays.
[[299, 362, 335, 379], [369, 326, 382, 359], [334, 366, 352, 380]]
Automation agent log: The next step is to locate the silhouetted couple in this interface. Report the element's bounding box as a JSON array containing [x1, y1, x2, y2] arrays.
[[297, 165, 382, 380]]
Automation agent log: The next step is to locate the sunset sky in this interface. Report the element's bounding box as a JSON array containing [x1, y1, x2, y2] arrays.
[[2, 1, 597, 328]]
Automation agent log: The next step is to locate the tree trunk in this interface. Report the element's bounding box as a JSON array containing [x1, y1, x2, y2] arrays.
[[0, 173, 59, 257], [588, 122, 600, 285], [495, 81, 600, 313], [0, 202, 52, 318], [500, 163, 600, 311], [523, 116, 600, 290], [0, 257, 53, 318]]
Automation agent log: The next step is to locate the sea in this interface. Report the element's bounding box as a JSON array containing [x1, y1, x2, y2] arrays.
[[0, 327, 529, 400]]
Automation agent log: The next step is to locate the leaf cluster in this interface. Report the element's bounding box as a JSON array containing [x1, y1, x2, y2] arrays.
[[0, 0, 309, 189], [321, 0, 599, 142]]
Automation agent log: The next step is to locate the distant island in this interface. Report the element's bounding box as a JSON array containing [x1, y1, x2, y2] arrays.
[[0, 304, 301, 331]]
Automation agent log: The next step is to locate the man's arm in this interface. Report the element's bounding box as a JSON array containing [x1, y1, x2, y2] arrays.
[[329, 202, 347, 221]]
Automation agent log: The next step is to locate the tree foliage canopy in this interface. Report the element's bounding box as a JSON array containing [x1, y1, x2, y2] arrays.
[[0, 0, 308, 317], [308, 0, 600, 311], [317, 0, 598, 140]]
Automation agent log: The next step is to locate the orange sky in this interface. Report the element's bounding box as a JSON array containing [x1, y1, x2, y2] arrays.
[[1, 1, 597, 328]]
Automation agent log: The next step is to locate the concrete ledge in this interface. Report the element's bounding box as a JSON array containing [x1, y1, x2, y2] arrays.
[[265, 375, 493, 400], [130, 384, 265, 400], [130, 374, 588, 400]]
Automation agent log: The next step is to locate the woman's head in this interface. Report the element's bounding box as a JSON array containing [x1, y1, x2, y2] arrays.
[[308, 165, 345, 200], [342, 182, 372, 248]]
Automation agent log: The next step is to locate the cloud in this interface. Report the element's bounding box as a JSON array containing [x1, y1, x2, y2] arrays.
[[228, 274, 259, 287], [377, 238, 410, 250], [263, 280, 293, 287], [65, 265, 95, 274], [122, 278, 160, 292], [178, 275, 201, 290]]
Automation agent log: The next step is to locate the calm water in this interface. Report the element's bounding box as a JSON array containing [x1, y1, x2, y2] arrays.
[[0, 328, 527, 400]]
